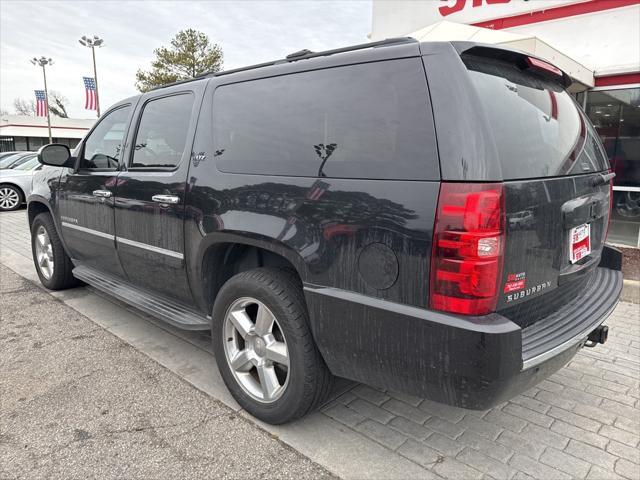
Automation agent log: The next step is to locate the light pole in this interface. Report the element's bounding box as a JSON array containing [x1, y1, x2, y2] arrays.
[[79, 35, 104, 117], [30, 56, 53, 143]]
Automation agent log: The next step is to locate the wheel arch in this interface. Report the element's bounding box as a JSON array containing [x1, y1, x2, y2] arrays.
[[27, 197, 73, 258]]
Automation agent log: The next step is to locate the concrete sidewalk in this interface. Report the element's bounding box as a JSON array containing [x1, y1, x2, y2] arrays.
[[1, 209, 639, 480], [0, 265, 334, 479]]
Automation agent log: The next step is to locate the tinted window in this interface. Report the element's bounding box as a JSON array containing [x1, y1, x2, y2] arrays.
[[81, 105, 131, 169], [464, 54, 608, 179], [131, 93, 194, 168], [213, 58, 438, 179]]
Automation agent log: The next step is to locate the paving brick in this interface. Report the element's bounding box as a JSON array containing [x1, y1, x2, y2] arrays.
[[396, 439, 442, 467], [349, 398, 394, 424], [548, 407, 602, 432], [607, 440, 640, 464], [582, 374, 630, 394], [603, 370, 640, 389], [551, 371, 588, 390], [538, 379, 565, 393], [333, 390, 358, 405], [566, 439, 619, 471], [550, 421, 609, 449], [509, 394, 550, 415], [503, 404, 553, 428], [322, 402, 366, 428], [590, 385, 637, 407], [512, 472, 535, 480], [572, 404, 617, 426], [433, 457, 484, 480], [586, 465, 626, 480], [496, 429, 545, 460], [536, 389, 578, 410], [387, 389, 423, 407], [520, 423, 569, 450], [423, 432, 465, 457], [614, 416, 640, 434], [557, 386, 604, 408], [456, 448, 514, 480], [354, 419, 407, 450], [509, 454, 571, 480], [457, 415, 503, 440], [351, 384, 390, 406], [483, 409, 527, 433], [382, 398, 430, 424], [389, 416, 432, 441], [614, 458, 640, 480], [456, 431, 514, 463], [600, 399, 640, 423], [419, 399, 467, 423], [540, 447, 591, 479], [424, 416, 465, 439], [599, 424, 639, 447]]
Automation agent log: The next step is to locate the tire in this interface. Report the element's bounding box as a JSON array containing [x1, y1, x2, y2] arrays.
[[31, 212, 78, 290], [0, 184, 23, 211], [212, 267, 334, 424]]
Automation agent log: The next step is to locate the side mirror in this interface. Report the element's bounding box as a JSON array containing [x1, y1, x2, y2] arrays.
[[37, 144, 74, 168]]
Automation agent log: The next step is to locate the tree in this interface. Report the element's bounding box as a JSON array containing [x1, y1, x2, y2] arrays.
[[13, 90, 69, 117], [135, 29, 223, 92]]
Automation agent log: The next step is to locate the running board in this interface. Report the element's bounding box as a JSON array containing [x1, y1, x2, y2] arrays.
[[72, 265, 211, 330]]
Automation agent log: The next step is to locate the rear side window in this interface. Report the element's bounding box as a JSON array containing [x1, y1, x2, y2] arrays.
[[213, 58, 438, 179], [130, 93, 194, 169], [463, 54, 608, 179]]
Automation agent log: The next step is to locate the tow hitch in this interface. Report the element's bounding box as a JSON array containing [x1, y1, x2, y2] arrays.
[[585, 325, 608, 347]]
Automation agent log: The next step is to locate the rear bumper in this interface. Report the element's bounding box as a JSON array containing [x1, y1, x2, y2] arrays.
[[304, 266, 622, 410]]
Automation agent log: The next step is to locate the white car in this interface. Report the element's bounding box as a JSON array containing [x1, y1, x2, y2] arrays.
[[0, 154, 40, 211]]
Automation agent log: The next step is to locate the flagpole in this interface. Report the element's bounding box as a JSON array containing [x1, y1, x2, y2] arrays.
[[42, 64, 52, 143], [79, 35, 104, 118], [91, 46, 100, 117]]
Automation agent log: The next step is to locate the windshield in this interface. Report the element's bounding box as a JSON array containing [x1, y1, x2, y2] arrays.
[[463, 54, 609, 179], [13, 156, 39, 171], [0, 153, 28, 169]]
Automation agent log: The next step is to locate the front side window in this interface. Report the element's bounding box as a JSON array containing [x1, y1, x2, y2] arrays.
[[130, 93, 194, 169], [81, 105, 131, 169], [213, 58, 438, 180]]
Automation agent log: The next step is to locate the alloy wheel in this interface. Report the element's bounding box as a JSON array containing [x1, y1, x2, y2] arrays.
[[223, 297, 290, 403], [34, 225, 54, 279], [0, 187, 20, 210]]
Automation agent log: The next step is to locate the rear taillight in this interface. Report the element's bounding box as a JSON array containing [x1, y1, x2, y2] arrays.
[[606, 169, 613, 241], [430, 183, 505, 316]]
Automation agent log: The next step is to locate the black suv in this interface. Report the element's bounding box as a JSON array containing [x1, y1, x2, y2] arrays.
[[30, 39, 622, 424]]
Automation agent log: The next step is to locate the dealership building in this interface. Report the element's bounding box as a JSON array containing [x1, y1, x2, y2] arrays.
[[0, 115, 93, 153], [372, 0, 639, 247]]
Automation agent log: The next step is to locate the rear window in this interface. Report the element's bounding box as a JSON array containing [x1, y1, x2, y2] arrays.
[[463, 54, 608, 179], [213, 58, 439, 180]]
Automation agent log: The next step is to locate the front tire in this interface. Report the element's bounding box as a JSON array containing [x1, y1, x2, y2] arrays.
[[31, 213, 78, 290], [0, 185, 23, 211], [212, 268, 333, 424]]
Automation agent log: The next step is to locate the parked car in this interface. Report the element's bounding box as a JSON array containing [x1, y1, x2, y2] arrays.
[[29, 39, 622, 424], [0, 151, 32, 169], [0, 154, 39, 211], [0, 151, 21, 161]]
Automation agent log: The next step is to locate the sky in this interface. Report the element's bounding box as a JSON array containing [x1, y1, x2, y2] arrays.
[[0, 0, 372, 119]]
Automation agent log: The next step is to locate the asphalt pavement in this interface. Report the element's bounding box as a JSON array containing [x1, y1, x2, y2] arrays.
[[0, 265, 334, 480]]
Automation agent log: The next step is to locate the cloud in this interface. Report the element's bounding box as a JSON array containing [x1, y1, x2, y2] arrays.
[[0, 0, 371, 118]]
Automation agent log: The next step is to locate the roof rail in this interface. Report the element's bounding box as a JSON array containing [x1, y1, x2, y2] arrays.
[[150, 37, 416, 91]]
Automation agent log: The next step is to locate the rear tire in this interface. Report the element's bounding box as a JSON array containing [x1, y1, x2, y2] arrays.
[[212, 267, 334, 424], [31, 212, 78, 290]]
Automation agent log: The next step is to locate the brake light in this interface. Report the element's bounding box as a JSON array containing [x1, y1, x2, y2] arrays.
[[430, 183, 505, 316], [606, 169, 613, 241], [526, 56, 562, 77]]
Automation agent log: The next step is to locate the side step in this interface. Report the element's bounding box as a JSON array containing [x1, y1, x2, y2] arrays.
[[72, 265, 211, 330]]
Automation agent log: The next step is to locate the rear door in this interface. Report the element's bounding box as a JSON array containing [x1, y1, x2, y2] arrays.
[[426, 44, 611, 325], [114, 87, 201, 303]]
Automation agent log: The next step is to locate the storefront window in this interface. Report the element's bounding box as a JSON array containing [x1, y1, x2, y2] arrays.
[[584, 87, 640, 247]]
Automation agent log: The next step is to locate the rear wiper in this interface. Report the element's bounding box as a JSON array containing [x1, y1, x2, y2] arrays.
[[592, 172, 615, 187]]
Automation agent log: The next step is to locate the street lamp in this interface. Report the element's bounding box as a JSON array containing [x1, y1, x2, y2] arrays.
[[79, 35, 104, 117], [30, 56, 53, 143]]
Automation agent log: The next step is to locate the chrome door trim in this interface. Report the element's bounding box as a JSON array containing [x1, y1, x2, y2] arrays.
[[151, 194, 180, 204], [92, 189, 113, 198], [116, 236, 184, 259], [61, 222, 115, 240]]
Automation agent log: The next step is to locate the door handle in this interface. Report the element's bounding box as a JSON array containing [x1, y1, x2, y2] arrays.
[[152, 194, 180, 205], [92, 189, 112, 198]]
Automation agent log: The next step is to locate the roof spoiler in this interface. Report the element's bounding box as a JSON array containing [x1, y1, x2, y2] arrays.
[[451, 41, 573, 89]]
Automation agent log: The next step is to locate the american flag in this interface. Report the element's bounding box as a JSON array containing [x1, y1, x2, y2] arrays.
[[34, 90, 47, 117], [84, 77, 97, 110]]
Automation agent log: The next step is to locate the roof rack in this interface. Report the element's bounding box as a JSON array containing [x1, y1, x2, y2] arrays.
[[150, 37, 416, 91]]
